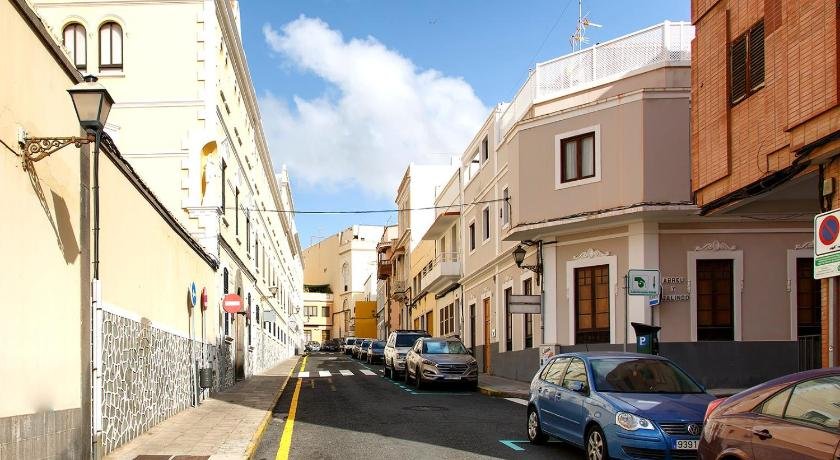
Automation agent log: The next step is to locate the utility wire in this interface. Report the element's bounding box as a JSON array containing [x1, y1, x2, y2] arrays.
[[224, 197, 509, 215]]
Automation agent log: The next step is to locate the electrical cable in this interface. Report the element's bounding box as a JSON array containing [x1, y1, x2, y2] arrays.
[[224, 197, 509, 215]]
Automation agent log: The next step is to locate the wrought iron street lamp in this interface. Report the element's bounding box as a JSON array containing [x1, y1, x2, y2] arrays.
[[512, 241, 542, 275]]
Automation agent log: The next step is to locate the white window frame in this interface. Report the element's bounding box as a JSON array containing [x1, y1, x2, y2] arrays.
[[481, 135, 489, 164], [482, 206, 491, 243], [566, 253, 618, 345], [688, 249, 743, 342], [501, 186, 510, 228], [501, 279, 514, 352], [468, 219, 477, 254], [554, 125, 601, 190], [787, 248, 814, 341]]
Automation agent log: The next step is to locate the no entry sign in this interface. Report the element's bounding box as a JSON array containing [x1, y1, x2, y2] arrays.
[[222, 293, 243, 314], [815, 209, 840, 279]]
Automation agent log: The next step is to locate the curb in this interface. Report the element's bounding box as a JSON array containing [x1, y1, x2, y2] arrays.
[[244, 356, 301, 459], [477, 386, 529, 399]]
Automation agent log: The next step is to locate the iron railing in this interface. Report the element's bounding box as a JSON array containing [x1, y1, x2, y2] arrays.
[[798, 334, 821, 371]]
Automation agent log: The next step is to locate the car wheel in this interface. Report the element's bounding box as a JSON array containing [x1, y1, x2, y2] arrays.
[[415, 366, 424, 390], [527, 407, 547, 444], [585, 426, 608, 460]]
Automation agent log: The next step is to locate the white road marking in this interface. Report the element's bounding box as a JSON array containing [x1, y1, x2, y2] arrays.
[[505, 398, 528, 406], [297, 371, 310, 378], [339, 370, 353, 376], [360, 369, 376, 376], [318, 370, 331, 377]]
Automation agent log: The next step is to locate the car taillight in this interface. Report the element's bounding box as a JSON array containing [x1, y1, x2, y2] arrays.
[[704, 398, 726, 422]]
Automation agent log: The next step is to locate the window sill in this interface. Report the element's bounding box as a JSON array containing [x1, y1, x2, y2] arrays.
[[554, 174, 600, 191], [95, 70, 125, 78]]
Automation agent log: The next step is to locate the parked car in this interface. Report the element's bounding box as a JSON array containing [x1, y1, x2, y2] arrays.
[[367, 340, 386, 364], [323, 339, 341, 352], [342, 337, 357, 355], [404, 337, 478, 390], [354, 339, 372, 359], [384, 330, 431, 379], [699, 368, 840, 460], [526, 352, 715, 460], [304, 341, 320, 352]]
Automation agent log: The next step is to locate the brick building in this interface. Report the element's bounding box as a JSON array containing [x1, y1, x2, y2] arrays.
[[691, 0, 840, 367]]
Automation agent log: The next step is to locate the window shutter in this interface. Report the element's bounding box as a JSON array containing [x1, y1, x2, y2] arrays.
[[749, 21, 765, 91], [730, 35, 748, 103]]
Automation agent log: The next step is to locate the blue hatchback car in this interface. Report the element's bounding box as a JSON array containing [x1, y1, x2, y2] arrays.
[[527, 352, 715, 460]]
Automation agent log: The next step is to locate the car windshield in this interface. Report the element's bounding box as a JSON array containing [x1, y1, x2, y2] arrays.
[[361, 341, 370, 347], [347, 339, 356, 345], [396, 334, 424, 347], [422, 341, 468, 354], [590, 358, 704, 394], [372, 341, 385, 349]]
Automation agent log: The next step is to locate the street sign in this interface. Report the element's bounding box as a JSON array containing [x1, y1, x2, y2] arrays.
[[222, 293, 243, 314], [628, 269, 660, 296], [200, 287, 208, 311], [815, 209, 840, 279], [189, 282, 198, 307], [508, 295, 541, 314]]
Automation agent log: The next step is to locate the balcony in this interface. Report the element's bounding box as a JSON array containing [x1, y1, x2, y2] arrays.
[[377, 258, 392, 280], [390, 280, 408, 301], [497, 21, 693, 142], [420, 253, 461, 294]]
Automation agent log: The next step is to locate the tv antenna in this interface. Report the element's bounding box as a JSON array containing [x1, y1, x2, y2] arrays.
[[570, 0, 602, 51]]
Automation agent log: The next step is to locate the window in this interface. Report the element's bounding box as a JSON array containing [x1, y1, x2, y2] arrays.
[[255, 239, 259, 268], [235, 188, 240, 235], [305, 306, 318, 317], [321, 306, 329, 317], [524, 278, 533, 348], [502, 188, 510, 226], [63, 23, 86, 70], [481, 136, 489, 163], [439, 303, 454, 335], [482, 207, 490, 241], [540, 357, 570, 386], [797, 258, 821, 337], [561, 358, 588, 391], [221, 160, 227, 214], [561, 132, 595, 183], [246, 216, 251, 253], [575, 265, 610, 344], [223, 268, 229, 336], [467, 152, 480, 181], [247, 294, 252, 344], [730, 20, 765, 104], [99, 22, 123, 70], [468, 223, 476, 251], [697, 259, 734, 341], [505, 287, 513, 351], [757, 376, 840, 432]]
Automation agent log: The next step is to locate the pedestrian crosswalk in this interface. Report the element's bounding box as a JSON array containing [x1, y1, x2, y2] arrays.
[[296, 369, 379, 378]]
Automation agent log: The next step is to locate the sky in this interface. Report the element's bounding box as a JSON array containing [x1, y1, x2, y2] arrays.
[[240, 0, 690, 247]]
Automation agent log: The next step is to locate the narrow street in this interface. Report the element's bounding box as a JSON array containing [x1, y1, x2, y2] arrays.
[[253, 352, 583, 459]]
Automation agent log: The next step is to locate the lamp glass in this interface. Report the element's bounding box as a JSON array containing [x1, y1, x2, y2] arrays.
[[67, 77, 114, 131], [513, 245, 526, 267]]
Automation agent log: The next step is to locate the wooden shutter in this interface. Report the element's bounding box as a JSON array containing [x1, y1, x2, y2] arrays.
[[749, 21, 765, 90], [730, 35, 748, 103]]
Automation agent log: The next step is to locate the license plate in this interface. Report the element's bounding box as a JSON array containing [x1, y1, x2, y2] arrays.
[[673, 440, 698, 450], [444, 375, 461, 380]]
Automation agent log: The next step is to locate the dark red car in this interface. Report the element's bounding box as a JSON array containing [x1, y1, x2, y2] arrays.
[[699, 368, 840, 459]]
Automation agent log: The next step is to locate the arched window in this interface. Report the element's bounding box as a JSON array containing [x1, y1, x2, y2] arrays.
[[99, 22, 123, 69], [63, 23, 86, 70]]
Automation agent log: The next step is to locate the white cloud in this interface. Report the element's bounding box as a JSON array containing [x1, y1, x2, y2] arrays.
[[260, 16, 488, 197]]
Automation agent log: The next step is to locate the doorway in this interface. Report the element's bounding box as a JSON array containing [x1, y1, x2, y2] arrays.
[[469, 304, 476, 356], [483, 297, 491, 373], [235, 314, 245, 380]]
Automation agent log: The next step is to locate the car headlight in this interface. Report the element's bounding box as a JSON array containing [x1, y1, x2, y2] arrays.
[[468, 360, 478, 367], [615, 412, 655, 431], [421, 359, 436, 366]]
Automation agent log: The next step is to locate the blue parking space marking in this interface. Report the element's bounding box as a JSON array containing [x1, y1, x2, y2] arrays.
[[499, 440, 527, 451]]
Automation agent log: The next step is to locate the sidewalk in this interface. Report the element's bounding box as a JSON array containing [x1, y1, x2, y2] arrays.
[[477, 373, 744, 399], [105, 356, 299, 460]]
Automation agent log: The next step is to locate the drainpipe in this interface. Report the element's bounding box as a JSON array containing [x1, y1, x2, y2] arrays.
[[458, 167, 466, 341], [91, 130, 103, 459]]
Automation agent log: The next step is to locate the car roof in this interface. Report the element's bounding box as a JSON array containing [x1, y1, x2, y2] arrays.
[[422, 337, 461, 342], [554, 351, 670, 360]]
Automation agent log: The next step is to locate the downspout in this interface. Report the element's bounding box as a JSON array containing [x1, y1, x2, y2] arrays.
[[91, 130, 103, 458], [458, 166, 466, 342]]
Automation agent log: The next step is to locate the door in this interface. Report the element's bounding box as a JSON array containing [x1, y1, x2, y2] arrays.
[[469, 304, 476, 356], [556, 358, 588, 444], [483, 298, 491, 373], [796, 258, 821, 370], [234, 314, 245, 380], [425, 311, 433, 335], [696, 259, 734, 341], [536, 357, 570, 436]]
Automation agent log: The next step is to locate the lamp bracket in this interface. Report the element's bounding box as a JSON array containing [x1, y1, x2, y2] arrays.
[[520, 264, 542, 275], [20, 134, 94, 170]]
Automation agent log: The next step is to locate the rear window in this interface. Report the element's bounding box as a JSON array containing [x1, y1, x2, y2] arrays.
[[396, 334, 425, 347], [372, 341, 385, 349], [346, 339, 356, 345]]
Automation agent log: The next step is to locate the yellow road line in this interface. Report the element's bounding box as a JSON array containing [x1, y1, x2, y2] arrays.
[[276, 355, 307, 460], [245, 357, 301, 459]]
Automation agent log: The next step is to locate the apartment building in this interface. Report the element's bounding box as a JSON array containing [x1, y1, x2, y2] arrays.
[[376, 225, 400, 338], [691, 0, 839, 368], [302, 225, 383, 339], [432, 21, 807, 389], [409, 240, 436, 333]]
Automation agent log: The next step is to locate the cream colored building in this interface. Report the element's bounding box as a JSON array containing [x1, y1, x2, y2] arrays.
[[34, 0, 304, 377], [408, 240, 436, 334], [302, 225, 383, 339]]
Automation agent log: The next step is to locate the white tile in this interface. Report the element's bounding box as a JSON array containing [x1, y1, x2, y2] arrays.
[[360, 369, 376, 376], [318, 370, 331, 377], [339, 370, 353, 376], [296, 371, 309, 378]]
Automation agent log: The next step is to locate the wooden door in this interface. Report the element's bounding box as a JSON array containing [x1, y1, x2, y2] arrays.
[[483, 298, 491, 373]]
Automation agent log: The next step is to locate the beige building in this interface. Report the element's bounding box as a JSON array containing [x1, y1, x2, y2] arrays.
[[408, 240, 436, 334], [302, 225, 383, 339], [376, 225, 400, 338]]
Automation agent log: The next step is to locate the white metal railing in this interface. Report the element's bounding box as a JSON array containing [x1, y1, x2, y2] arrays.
[[434, 252, 459, 265], [497, 21, 693, 143]]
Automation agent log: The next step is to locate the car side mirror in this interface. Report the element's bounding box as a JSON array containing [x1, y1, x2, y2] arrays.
[[467, 348, 473, 355], [568, 381, 587, 393]]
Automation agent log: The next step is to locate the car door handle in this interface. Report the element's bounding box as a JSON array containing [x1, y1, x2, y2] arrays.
[[751, 428, 773, 440]]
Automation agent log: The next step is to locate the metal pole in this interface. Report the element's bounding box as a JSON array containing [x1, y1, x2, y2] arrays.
[[539, 241, 545, 345], [623, 274, 628, 352], [91, 129, 102, 460]]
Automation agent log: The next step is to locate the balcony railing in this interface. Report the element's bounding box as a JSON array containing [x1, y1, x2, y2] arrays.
[[420, 253, 461, 294], [497, 21, 693, 142], [377, 260, 392, 280], [390, 280, 408, 301]]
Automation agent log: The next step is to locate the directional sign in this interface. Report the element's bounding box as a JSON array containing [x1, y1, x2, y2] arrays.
[[508, 295, 541, 314], [815, 209, 840, 279], [628, 269, 660, 296]]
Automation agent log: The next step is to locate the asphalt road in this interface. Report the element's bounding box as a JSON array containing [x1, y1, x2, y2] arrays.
[[253, 352, 584, 460]]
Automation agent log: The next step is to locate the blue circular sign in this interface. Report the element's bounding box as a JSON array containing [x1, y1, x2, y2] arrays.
[[820, 215, 840, 246], [190, 282, 197, 307]]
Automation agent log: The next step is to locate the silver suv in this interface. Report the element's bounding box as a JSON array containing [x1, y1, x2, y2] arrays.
[[404, 337, 478, 390], [383, 330, 430, 379]]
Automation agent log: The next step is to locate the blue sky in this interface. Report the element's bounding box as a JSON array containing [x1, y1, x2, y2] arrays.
[[240, 0, 690, 247]]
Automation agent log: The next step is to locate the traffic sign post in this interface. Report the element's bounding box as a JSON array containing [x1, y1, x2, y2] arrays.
[[815, 210, 840, 279], [625, 269, 660, 352]]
